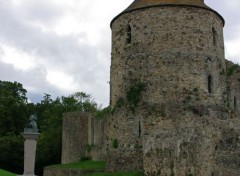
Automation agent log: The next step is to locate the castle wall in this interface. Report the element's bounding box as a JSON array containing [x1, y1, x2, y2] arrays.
[[105, 149, 143, 172], [61, 112, 89, 164], [105, 108, 144, 172], [109, 5, 230, 175], [91, 117, 107, 161], [212, 61, 240, 176], [226, 61, 240, 115], [61, 111, 108, 163], [214, 120, 240, 176], [59, 3, 240, 176]]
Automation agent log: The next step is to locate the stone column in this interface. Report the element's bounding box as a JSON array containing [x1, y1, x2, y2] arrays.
[[20, 132, 40, 176]]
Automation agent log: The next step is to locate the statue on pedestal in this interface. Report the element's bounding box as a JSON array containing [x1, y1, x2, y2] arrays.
[[19, 114, 40, 176]]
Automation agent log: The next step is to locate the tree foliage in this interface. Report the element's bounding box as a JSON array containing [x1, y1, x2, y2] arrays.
[[0, 81, 28, 135], [0, 80, 99, 175], [0, 134, 24, 174]]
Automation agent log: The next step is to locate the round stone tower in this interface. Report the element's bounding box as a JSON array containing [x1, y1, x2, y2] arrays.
[[108, 0, 227, 175], [110, 0, 225, 107]]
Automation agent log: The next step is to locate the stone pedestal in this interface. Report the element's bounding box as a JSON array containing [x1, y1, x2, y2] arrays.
[[19, 132, 40, 176]]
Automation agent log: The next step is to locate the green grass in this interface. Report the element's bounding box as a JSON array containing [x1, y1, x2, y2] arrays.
[[47, 160, 143, 176], [0, 169, 16, 176], [49, 160, 106, 170]]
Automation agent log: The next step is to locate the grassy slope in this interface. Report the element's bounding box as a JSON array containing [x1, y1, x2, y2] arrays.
[[48, 160, 106, 170], [0, 169, 16, 176], [48, 160, 143, 176]]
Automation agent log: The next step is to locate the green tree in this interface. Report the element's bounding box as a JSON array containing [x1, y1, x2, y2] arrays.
[[0, 80, 99, 175], [0, 81, 28, 174], [0, 81, 28, 135], [0, 134, 24, 174]]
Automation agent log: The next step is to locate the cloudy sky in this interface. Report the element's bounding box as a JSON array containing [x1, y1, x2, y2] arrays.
[[0, 0, 239, 107]]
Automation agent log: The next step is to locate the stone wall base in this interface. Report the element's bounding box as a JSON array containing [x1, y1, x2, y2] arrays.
[[105, 149, 143, 172]]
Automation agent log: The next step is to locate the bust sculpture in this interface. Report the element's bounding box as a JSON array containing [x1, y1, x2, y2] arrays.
[[24, 114, 38, 133]]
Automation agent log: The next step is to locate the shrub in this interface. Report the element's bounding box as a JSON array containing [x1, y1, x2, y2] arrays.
[[0, 134, 24, 174], [112, 139, 118, 149], [126, 81, 146, 112], [227, 63, 240, 76], [95, 106, 111, 119]]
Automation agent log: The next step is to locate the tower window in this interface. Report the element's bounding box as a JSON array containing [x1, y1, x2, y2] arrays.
[[126, 25, 132, 44], [138, 121, 141, 138], [208, 75, 212, 93], [234, 96, 237, 108], [212, 27, 217, 46]]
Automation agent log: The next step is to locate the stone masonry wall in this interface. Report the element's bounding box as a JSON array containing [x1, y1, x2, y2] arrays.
[[106, 149, 143, 173], [91, 117, 107, 161], [213, 60, 240, 176], [61, 112, 90, 164], [110, 6, 225, 107], [105, 106, 144, 172], [108, 4, 230, 175], [61, 111, 107, 163], [58, 3, 240, 176], [226, 60, 240, 116]]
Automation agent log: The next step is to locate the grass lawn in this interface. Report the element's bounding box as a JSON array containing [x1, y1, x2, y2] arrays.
[[48, 160, 143, 176], [0, 169, 16, 176], [49, 160, 106, 170]]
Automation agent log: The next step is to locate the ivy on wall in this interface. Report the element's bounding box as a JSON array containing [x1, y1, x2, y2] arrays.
[[126, 81, 147, 113]]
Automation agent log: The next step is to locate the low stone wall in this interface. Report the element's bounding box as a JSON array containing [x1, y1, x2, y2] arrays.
[[61, 112, 90, 164], [91, 117, 107, 161], [43, 167, 104, 176]]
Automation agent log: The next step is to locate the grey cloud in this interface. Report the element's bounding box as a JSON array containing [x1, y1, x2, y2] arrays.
[[206, 0, 240, 40], [0, 61, 63, 102], [0, 0, 110, 106], [0, 1, 90, 63], [19, 0, 64, 25]]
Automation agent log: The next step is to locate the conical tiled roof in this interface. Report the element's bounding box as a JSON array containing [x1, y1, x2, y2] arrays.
[[111, 0, 224, 26], [124, 0, 210, 12]]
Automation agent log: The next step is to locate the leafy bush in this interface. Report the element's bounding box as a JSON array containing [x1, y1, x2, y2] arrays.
[[112, 139, 118, 149], [86, 144, 94, 153], [227, 63, 240, 76], [95, 106, 111, 119], [126, 81, 146, 112], [0, 135, 23, 174]]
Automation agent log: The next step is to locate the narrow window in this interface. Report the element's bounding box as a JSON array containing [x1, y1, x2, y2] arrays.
[[126, 25, 132, 44], [138, 121, 141, 138], [234, 97, 237, 108], [212, 27, 217, 46], [208, 75, 212, 93]]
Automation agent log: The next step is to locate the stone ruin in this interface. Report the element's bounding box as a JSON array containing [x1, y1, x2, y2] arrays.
[[61, 0, 240, 175]]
